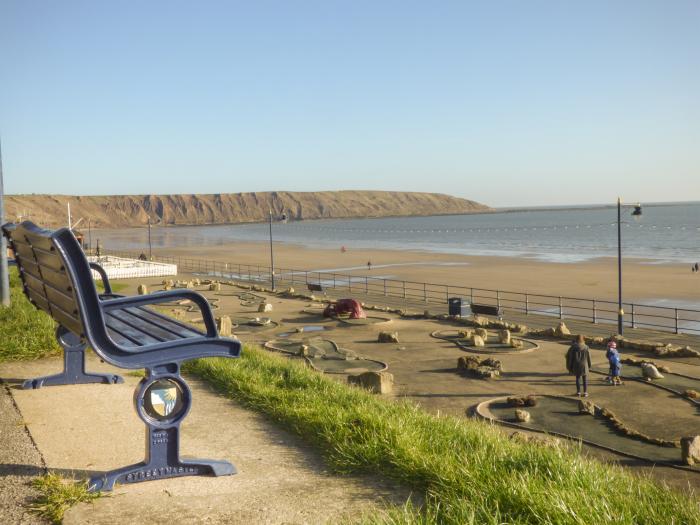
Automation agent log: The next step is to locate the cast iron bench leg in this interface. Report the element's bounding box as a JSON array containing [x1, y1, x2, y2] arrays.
[[88, 427, 236, 492], [88, 373, 236, 492], [22, 326, 124, 389]]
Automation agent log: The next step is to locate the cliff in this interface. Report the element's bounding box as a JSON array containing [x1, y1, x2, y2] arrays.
[[4, 191, 491, 229]]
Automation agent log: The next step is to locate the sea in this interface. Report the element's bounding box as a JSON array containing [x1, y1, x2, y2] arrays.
[[94, 202, 700, 265]]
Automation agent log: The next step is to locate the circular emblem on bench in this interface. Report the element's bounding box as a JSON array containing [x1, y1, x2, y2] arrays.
[[139, 377, 190, 425]]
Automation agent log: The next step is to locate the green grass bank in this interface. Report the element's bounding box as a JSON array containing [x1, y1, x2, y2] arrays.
[[188, 349, 700, 525], [0, 268, 60, 363]]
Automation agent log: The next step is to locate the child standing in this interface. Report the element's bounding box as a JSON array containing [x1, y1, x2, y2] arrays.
[[605, 340, 616, 382], [607, 341, 623, 386]]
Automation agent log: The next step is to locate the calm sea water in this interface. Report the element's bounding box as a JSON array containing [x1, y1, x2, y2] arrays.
[[95, 202, 700, 264]]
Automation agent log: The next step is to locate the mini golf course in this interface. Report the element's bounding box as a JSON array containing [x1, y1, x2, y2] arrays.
[[477, 395, 700, 471], [431, 329, 539, 354], [264, 338, 388, 374], [230, 317, 280, 333], [590, 363, 700, 406], [300, 307, 393, 325]]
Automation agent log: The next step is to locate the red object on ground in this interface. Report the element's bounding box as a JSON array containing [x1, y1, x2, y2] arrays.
[[323, 298, 366, 319]]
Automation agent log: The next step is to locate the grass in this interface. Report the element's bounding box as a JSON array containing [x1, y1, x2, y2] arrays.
[[95, 280, 128, 294], [0, 268, 60, 363], [0, 267, 128, 363], [30, 473, 101, 524], [187, 347, 700, 525]]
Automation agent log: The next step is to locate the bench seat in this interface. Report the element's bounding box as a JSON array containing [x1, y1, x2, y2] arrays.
[[104, 305, 203, 348]]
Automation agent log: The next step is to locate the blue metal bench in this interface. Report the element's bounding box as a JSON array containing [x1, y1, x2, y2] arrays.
[[2, 221, 242, 491], [307, 282, 326, 295], [470, 303, 503, 319]]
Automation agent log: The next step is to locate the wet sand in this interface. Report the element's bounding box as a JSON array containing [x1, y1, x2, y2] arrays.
[[150, 241, 700, 306]]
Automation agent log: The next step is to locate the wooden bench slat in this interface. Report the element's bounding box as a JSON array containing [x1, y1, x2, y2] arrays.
[[53, 306, 84, 336], [20, 259, 42, 281], [104, 315, 162, 346], [13, 242, 36, 262], [45, 287, 80, 318], [17, 257, 41, 279], [107, 309, 178, 343], [127, 307, 203, 337], [106, 327, 137, 347], [10, 236, 32, 248], [26, 290, 51, 314], [22, 231, 56, 252], [33, 247, 65, 272], [24, 272, 48, 299], [41, 267, 73, 293]]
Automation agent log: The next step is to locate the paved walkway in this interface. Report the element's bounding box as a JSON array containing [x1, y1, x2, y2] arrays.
[[0, 357, 408, 524], [0, 382, 43, 525]]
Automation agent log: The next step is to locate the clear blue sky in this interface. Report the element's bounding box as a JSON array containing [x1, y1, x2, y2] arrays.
[[1, 1, 698, 207]]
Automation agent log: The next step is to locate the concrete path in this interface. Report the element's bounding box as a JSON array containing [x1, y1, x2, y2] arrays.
[[0, 357, 407, 524], [0, 381, 44, 524]]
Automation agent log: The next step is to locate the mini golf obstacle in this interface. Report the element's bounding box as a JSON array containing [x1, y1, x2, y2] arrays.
[[276, 325, 330, 338], [215, 290, 267, 307], [431, 329, 538, 354], [336, 315, 393, 326], [160, 297, 220, 313], [230, 316, 280, 333], [264, 338, 388, 374], [300, 307, 393, 326], [475, 395, 700, 471]]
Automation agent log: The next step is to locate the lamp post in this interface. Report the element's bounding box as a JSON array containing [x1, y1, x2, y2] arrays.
[[268, 210, 288, 291], [617, 198, 642, 335], [0, 138, 9, 307], [268, 209, 275, 291], [148, 217, 152, 260]]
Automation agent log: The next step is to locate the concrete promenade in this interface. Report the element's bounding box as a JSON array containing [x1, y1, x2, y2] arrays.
[[0, 357, 407, 524]]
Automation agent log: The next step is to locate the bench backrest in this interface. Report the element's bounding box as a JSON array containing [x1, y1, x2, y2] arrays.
[[2, 222, 100, 337]]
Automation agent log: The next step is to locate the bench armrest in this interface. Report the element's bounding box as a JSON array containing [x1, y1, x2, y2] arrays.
[[101, 289, 218, 337], [89, 262, 112, 294]]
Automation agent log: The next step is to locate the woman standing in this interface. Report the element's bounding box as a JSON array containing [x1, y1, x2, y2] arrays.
[[566, 334, 592, 397]]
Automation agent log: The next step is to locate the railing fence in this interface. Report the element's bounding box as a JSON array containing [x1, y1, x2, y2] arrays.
[[100, 249, 700, 336]]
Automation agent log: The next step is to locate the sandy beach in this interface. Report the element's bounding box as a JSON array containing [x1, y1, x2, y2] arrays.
[[149, 241, 700, 307]]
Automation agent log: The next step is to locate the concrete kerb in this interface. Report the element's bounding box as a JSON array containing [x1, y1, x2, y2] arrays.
[[263, 339, 389, 375], [589, 368, 700, 407], [429, 330, 540, 355]]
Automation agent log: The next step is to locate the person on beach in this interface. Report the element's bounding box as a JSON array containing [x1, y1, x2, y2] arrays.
[[367, 260, 372, 271], [566, 334, 592, 397]]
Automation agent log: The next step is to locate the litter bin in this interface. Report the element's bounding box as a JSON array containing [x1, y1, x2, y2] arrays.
[[448, 297, 468, 317]]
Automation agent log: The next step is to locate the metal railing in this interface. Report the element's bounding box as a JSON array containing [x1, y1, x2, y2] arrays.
[[102, 249, 700, 335]]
